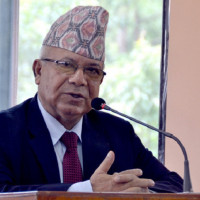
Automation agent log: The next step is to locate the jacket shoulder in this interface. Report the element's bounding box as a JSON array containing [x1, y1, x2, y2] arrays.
[[0, 97, 35, 130], [86, 109, 133, 131]]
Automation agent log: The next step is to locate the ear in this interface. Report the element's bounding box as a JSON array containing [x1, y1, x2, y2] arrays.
[[100, 76, 104, 84], [32, 59, 42, 85], [100, 62, 105, 85]]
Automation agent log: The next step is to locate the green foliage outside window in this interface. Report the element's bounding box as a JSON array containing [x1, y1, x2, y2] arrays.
[[18, 0, 162, 157]]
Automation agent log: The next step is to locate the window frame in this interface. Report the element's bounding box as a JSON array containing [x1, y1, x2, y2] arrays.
[[158, 0, 170, 164]]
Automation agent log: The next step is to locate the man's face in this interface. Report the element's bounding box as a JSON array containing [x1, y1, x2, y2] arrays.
[[33, 46, 104, 129]]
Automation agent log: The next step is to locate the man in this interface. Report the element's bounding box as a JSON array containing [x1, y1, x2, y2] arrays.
[[0, 6, 183, 193]]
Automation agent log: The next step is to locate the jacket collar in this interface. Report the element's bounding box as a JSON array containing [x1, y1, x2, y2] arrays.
[[27, 94, 60, 183]]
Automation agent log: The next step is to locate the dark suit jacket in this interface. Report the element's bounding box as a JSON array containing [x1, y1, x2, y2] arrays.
[[0, 95, 183, 192]]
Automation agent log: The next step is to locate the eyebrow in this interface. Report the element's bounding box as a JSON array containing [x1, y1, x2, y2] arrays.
[[60, 57, 101, 68], [88, 63, 101, 68]]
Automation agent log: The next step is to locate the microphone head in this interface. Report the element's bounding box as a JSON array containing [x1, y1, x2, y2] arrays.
[[91, 97, 106, 110]]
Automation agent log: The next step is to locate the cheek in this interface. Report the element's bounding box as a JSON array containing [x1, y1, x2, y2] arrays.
[[88, 82, 100, 99], [38, 71, 65, 99], [40, 74, 53, 92]]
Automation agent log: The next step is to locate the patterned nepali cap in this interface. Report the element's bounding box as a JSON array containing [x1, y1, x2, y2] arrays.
[[42, 6, 109, 61]]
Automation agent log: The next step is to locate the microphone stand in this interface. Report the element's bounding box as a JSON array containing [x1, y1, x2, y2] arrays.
[[102, 104, 193, 192]]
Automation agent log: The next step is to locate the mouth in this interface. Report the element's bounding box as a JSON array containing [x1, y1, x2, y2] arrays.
[[68, 93, 84, 99]]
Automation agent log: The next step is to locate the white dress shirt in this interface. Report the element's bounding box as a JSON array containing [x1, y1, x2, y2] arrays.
[[37, 97, 92, 192]]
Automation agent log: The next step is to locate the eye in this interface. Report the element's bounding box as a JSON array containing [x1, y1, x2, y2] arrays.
[[55, 61, 76, 74], [85, 67, 101, 75], [58, 61, 75, 68], [64, 61, 73, 67]]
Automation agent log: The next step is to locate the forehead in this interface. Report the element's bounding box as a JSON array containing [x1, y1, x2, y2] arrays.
[[40, 46, 104, 69]]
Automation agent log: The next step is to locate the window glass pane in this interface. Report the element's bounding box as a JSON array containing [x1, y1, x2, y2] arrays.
[[18, 0, 162, 157]]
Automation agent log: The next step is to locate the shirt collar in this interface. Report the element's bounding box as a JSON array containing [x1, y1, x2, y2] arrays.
[[37, 97, 83, 145]]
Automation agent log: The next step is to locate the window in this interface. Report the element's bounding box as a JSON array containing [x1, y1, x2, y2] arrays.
[[18, 0, 163, 157]]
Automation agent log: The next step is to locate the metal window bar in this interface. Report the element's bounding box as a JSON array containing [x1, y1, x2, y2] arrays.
[[158, 0, 170, 164]]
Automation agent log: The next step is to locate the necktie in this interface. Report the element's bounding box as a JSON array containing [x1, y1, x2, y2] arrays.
[[60, 132, 82, 183]]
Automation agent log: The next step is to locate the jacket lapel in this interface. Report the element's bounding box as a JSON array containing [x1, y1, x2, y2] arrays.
[[82, 110, 110, 180], [27, 95, 60, 183]]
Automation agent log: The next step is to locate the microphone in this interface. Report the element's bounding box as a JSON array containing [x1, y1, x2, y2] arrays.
[[91, 97, 193, 192]]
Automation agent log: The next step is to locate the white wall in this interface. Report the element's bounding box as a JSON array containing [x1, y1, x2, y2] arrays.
[[166, 0, 200, 192]]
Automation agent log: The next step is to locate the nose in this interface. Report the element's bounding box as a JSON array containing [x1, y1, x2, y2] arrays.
[[68, 68, 87, 86]]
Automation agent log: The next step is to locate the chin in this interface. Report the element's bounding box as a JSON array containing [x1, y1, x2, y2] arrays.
[[60, 106, 85, 116]]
